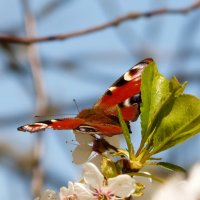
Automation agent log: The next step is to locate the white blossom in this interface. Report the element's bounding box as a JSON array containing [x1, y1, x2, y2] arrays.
[[72, 132, 120, 165], [59, 181, 93, 200], [59, 182, 77, 200], [81, 162, 136, 199], [152, 163, 200, 200]]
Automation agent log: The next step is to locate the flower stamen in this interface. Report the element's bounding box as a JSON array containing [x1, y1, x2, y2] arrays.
[[93, 188, 115, 200]]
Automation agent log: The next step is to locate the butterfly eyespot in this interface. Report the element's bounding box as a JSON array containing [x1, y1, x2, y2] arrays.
[[130, 93, 141, 104], [74, 125, 99, 134], [119, 93, 141, 108]]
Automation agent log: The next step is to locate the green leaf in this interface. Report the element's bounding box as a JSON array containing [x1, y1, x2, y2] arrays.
[[140, 61, 159, 142], [138, 62, 187, 156], [111, 148, 129, 158], [148, 157, 162, 161], [152, 94, 200, 154], [157, 162, 186, 173], [117, 105, 135, 160], [140, 64, 182, 145], [101, 156, 118, 178]]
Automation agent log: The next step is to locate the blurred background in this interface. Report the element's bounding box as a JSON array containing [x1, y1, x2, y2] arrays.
[[0, 0, 200, 199]]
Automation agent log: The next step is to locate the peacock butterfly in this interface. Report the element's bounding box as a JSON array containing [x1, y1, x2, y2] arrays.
[[17, 58, 153, 137]]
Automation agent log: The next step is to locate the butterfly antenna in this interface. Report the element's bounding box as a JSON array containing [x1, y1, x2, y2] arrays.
[[73, 99, 80, 113]]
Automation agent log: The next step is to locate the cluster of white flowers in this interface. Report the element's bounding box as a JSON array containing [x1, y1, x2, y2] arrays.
[[37, 163, 200, 200], [37, 162, 135, 200], [60, 162, 135, 200]]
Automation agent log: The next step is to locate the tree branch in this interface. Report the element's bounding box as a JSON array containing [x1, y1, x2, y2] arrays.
[[22, 0, 47, 197], [22, 0, 48, 113], [1, 1, 200, 45]]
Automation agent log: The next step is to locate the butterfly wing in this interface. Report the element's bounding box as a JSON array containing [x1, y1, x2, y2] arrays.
[[18, 58, 153, 135], [17, 118, 85, 133], [94, 58, 153, 121], [17, 116, 122, 136]]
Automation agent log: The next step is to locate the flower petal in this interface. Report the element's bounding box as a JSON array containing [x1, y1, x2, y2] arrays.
[[75, 132, 94, 144], [38, 189, 58, 200], [187, 164, 200, 198], [72, 144, 92, 164], [83, 162, 104, 189], [68, 181, 75, 193], [59, 187, 71, 200], [88, 153, 102, 169], [59, 181, 75, 199], [152, 164, 200, 200], [108, 174, 135, 198], [151, 176, 186, 200], [104, 135, 121, 147], [74, 183, 93, 200]]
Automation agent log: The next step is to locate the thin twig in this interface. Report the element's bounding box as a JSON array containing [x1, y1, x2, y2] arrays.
[[1, 1, 200, 44]]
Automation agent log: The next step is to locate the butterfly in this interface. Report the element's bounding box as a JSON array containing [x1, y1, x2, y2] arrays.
[[18, 58, 153, 137]]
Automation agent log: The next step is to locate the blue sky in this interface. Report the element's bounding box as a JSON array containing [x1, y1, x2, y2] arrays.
[[0, 0, 200, 199]]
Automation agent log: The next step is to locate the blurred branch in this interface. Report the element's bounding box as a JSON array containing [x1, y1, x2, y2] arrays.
[[31, 137, 43, 198], [23, 1, 48, 114], [3, 0, 70, 34], [0, 143, 38, 172], [36, 0, 71, 20], [0, 143, 65, 191], [0, 0, 200, 44], [22, 0, 48, 197]]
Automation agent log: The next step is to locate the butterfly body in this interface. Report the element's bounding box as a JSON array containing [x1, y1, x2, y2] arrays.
[[18, 58, 153, 136]]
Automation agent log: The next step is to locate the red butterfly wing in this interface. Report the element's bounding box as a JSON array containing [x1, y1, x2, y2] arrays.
[[94, 58, 153, 121], [17, 118, 85, 133], [18, 58, 153, 135]]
